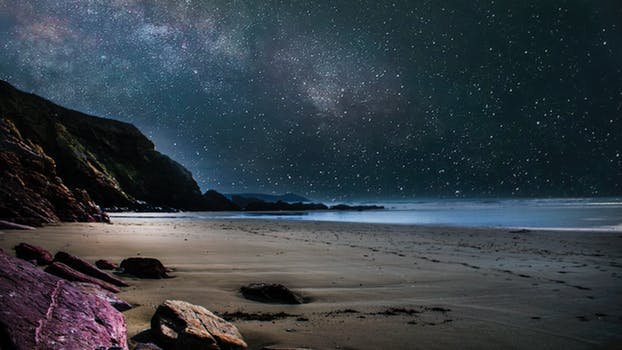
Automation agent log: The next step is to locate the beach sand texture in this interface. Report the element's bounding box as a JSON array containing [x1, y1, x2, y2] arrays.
[[1, 218, 621, 349]]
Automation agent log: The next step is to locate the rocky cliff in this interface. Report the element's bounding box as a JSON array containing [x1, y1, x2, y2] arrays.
[[0, 80, 235, 225], [0, 118, 108, 225]]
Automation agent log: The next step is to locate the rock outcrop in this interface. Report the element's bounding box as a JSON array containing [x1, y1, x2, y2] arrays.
[[240, 283, 305, 304], [45, 261, 121, 293], [0, 80, 237, 225], [151, 300, 247, 350], [0, 249, 127, 349], [0, 117, 109, 226], [120, 257, 170, 279], [14, 242, 53, 265], [203, 190, 240, 211], [54, 251, 128, 287]]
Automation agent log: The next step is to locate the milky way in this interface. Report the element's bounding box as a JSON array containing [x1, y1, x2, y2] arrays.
[[1, 1, 620, 200]]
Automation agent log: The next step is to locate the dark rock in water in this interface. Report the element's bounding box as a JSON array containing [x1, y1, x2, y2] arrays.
[[240, 283, 305, 304], [151, 299, 247, 350], [45, 261, 121, 293], [14, 242, 53, 265], [0, 220, 36, 230], [54, 251, 129, 287], [75, 282, 133, 312], [120, 257, 169, 279], [0, 80, 237, 213], [0, 117, 109, 226], [96, 259, 118, 270], [0, 249, 127, 349], [509, 229, 531, 233]]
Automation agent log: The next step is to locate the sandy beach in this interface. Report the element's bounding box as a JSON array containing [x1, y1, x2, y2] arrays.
[[1, 217, 621, 349]]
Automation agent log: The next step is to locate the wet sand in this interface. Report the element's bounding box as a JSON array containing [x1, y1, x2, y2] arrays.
[[1, 218, 621, 349]]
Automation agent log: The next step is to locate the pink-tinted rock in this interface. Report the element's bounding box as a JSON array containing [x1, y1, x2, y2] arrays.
[[120, 257, 169, 279], [0, 249, 127, 349], [45, 261, 121, 293], [75, 282, 132, 311], [54, 251, 129, 287], [96, 259, 118, 270], [14, 242, 53, 265]]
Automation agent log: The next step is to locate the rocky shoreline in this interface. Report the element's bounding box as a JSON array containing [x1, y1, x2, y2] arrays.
[[1, 241, 322, 349], [1, 244, 257, 350]]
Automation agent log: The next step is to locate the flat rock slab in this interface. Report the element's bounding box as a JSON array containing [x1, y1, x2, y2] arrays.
[[120, 257, 170, 279], [151, 299, 247, 350], [240, 283, 305, 304], [75, 282, 132, 311], [45, 261, 121, 293], [14, 242, 53, 265], [55, 251, 129, 287], [0, 249, 127, 349]]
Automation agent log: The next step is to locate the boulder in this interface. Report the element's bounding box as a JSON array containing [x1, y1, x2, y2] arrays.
[[120, 257, 169, 279], [45, 261, 121, 293], [151, 300, 247, 350], [54, 251, 129, 287], [240, 283, 305, 304], [96, 259, 118, 270], [14, 242, 53, 265], [75, 282, 132, 311], [0, 249, 127, 349]]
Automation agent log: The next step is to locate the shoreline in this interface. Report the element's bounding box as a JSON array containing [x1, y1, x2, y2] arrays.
[[108, 211, 622, 233], [1, 218, 621, 349]]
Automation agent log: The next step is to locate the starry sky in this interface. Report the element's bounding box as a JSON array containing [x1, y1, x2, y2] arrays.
[[1, 1, 620, 200]]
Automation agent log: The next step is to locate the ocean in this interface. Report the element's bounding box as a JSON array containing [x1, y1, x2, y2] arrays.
[[109, 197, 622, 231]]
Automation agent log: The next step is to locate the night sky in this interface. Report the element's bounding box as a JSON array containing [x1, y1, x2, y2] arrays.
[[1, 1, 620, 200]]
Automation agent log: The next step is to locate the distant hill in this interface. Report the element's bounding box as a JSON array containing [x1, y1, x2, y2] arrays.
[[226, 193, 310, 204]]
